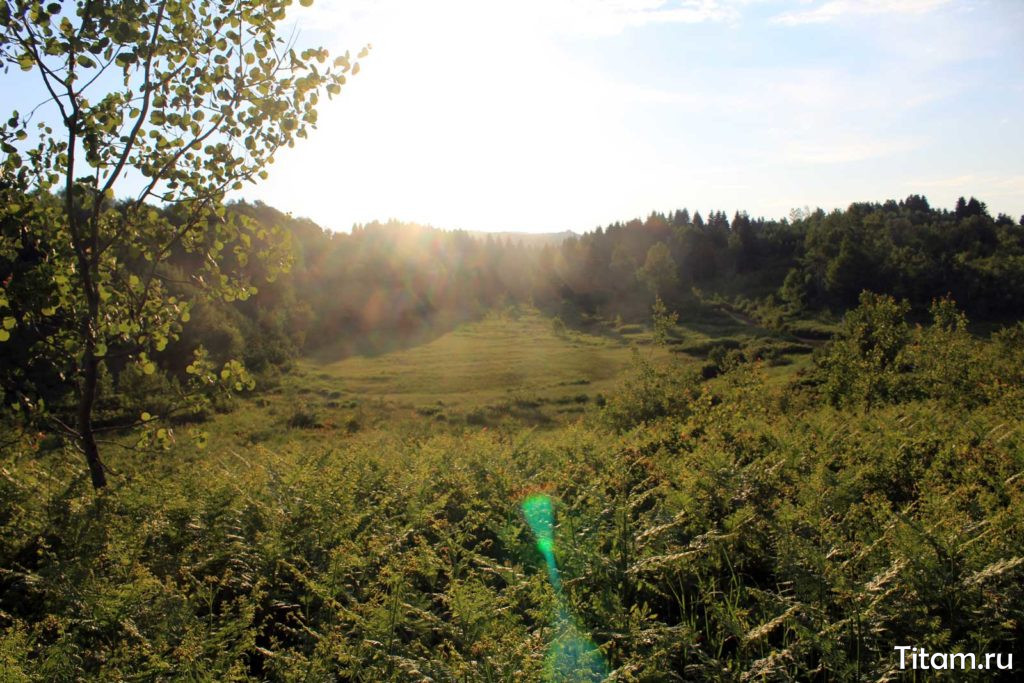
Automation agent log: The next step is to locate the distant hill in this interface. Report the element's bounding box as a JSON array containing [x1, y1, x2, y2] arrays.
[[468, 230, 575, 247]]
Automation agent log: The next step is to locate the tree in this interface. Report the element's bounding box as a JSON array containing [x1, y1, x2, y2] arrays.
[[818, 292, 912, 406], [650, 294, 677, 346], [0, 0, 366, 488], [636, 242, 678, 296]]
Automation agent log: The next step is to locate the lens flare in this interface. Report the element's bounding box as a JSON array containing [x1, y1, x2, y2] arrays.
[[522, 494, 608, 681]]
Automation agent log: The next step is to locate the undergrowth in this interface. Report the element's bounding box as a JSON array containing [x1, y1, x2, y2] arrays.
[[1, 298, 1021, 681]]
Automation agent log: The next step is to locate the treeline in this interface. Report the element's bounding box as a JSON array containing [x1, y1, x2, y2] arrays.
[[543, 195, 1024, 318], [781, 196, 1024, 314], [221, 194, 1024, 367]]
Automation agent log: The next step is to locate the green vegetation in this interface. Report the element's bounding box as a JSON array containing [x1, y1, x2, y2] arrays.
[[2, 285, 1022, 679], [307, 311, 667, 416], [2, 7, 1023, 675]]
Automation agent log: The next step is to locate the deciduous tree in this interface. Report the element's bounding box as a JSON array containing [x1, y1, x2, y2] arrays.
[[0, 0, 366, 487]]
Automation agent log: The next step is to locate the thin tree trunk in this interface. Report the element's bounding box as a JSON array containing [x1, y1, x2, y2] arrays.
[[78, 341, 107, 489], [76, 236, 106, 489], [63, 106, 106, 489]]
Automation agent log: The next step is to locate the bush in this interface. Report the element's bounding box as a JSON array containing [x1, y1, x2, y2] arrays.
[[601, 350, 705, 431], [287, 406, 320, 428], [817, 291, 914, 406], [2, 337, 1022, 680], [815, 293, 1024, 411]]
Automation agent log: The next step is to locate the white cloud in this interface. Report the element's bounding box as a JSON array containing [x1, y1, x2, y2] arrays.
[[772, 0, 950, 26], [567, 0, 742, 34]]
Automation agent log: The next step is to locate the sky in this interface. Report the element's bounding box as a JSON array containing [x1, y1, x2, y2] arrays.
[[4, 0, 1023, 233]]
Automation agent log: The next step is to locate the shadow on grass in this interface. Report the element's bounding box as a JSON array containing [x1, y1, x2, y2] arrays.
[[305, 309, 487, 364]]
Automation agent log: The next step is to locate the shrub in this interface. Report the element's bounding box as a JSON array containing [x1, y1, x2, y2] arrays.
[[287, 406, 320, 429], [601, 350, 704, 431], [817, 291, 914, 406]]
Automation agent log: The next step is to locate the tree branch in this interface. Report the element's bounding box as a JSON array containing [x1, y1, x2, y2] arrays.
[[99, 0, 168, 198]]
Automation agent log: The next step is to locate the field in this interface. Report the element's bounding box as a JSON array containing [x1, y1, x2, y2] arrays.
[[305, 311, 664, 415], [5, 1, 1023, 676], [199, 307, 813, 451]]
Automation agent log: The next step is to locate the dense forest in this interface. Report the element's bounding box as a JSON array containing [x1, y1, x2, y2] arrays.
[[182, 194, 1024, 360], [252, 192, 1024, 342]]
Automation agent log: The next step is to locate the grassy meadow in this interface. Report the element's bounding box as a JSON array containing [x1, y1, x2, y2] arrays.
[[200, 306, 813, 449]]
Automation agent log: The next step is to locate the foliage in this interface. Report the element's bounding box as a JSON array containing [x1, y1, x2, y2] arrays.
[[817, 293, 1024, 412], [817, 292, 914, 406], [650, 295, 678, 347], [637, 242, 679, 295], [600, 349, 704, 432], [783, 196, 1024, 314], [179, 195, 1024, 380]]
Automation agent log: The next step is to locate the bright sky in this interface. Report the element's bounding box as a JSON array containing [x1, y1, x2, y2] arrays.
[[4, 1, 1022, 232], [244, 0, 1023, 232]]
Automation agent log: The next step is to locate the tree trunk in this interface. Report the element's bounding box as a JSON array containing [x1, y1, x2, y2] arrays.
[[78, 344, 107, 489]]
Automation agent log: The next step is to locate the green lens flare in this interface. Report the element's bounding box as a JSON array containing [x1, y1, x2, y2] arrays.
[[523, 493, 559, 589], [522, 494, 607, 681], [523, 494, 555, 555]]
